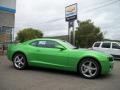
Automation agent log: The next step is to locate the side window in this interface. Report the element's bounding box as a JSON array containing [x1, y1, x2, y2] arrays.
[[38, 41, 47, 47], [30, 40, 47, 47], [31, 41, 38, 46], [30, 40, 62, 48], [112, 43, 120, 49], [94, 43, 100, 47], [45, 41, 61, 48], [102, 43, 110, 48]]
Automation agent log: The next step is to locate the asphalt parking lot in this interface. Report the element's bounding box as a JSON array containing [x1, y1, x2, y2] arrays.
[[0, 56, 120, 90]]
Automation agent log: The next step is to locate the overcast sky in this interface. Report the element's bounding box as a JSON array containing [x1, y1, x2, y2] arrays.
[[15, 0, 120, 40]]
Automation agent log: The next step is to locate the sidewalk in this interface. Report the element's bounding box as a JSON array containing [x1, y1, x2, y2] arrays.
[[0, 50, 7, 56], [0, 55, 6, 60], [0, 55, 4, 60]]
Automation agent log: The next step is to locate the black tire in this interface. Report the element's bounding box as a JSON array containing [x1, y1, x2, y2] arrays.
[[12, 53, 27, 70], [78, 58, 100, 79]]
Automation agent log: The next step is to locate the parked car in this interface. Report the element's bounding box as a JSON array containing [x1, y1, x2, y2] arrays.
[[7, 38, 114, 79], [92, 41, 120, 59]]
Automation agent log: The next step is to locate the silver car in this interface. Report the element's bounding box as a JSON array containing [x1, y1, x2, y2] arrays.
[[92, 41, 120, 59]]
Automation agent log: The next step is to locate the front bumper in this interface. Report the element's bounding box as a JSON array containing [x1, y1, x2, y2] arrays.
[[109, 61, 114, 71], [100, 57, 114, 75]]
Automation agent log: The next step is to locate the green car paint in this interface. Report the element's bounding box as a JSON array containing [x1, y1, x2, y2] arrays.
[[7, 38, 113, 75]]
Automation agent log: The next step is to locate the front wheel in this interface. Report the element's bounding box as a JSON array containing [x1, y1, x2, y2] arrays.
[[78, 58, 100, 79], [13, 53, 27, 70]]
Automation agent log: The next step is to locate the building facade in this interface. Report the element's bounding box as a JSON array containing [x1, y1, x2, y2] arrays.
[[0, 0, 16, 43]]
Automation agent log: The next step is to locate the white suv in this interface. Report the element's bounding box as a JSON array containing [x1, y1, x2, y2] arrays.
[[92, 41, 120, 59]]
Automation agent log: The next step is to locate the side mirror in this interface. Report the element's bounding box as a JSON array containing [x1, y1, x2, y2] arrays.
[[56, 45, 66, 50]]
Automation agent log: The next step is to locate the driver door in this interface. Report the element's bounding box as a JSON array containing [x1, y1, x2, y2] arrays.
[[29, 40, 69, 69]]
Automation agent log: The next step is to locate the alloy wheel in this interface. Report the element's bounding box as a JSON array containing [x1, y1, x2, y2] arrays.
[[79, 59, 100, 79], [13, 53, 27, 70]]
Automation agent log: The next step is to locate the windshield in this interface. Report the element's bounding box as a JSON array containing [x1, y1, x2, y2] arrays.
[[63, 41, 77, 49]]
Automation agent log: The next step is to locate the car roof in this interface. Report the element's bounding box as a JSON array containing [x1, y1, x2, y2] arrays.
[[31, 38, 63, 42], [32, 38, 60, 40], [22, 38, 63, 44], [94, 41, 119, 43]]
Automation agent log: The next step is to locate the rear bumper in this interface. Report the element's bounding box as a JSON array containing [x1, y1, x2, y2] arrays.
[[6, 50, 12, 61]]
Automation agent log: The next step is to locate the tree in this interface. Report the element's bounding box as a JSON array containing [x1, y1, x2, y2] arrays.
[[75, 20, 104, 48], [16, 28, 43, 42]]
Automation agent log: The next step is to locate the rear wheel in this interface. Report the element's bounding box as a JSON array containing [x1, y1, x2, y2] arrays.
[[78, 58, 100, 79], [13, 53, 27, 70]]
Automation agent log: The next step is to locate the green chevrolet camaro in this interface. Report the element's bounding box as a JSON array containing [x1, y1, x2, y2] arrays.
[[7, 38, 114, 79]]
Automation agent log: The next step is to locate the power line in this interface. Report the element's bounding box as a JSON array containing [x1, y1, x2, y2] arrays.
[[103, 27, 120, 29], [38, 0, 120, 25], [78, 0, 117, 12], [103, 25, 120, 28], [81, 0, 120, 13], [39, 17, 64, 24]]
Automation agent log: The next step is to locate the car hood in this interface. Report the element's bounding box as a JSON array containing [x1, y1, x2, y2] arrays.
[[71, 48, 112, 58]]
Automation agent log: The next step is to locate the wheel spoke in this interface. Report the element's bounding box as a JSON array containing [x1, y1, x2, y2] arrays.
[[15, 56, 19, 60], [20, 61, 24, 65], [18, 63, 21, 68], [19, 57, 24, 66], [88, 70, 93, 76], [19, 57, 23, 61], [15, 56, 20, 63], [89, 61, 92, 67], [83, 69, 89, 74], [15, 60, 19, 63], [15, 56, 21, 61], [91, 67, 97, 70], [82, 64, 87, 68]]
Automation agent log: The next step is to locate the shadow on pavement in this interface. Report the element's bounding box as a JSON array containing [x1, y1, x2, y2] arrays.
[[8, 64, 113, 80]]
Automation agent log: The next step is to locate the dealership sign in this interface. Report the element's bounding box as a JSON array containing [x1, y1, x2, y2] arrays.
[[65, 3, 77, 21]]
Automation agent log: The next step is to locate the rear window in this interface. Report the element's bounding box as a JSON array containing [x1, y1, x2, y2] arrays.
[[112, 43, 120, 49], [94, 43, 100, 47], [101, 43, 111, 48]]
